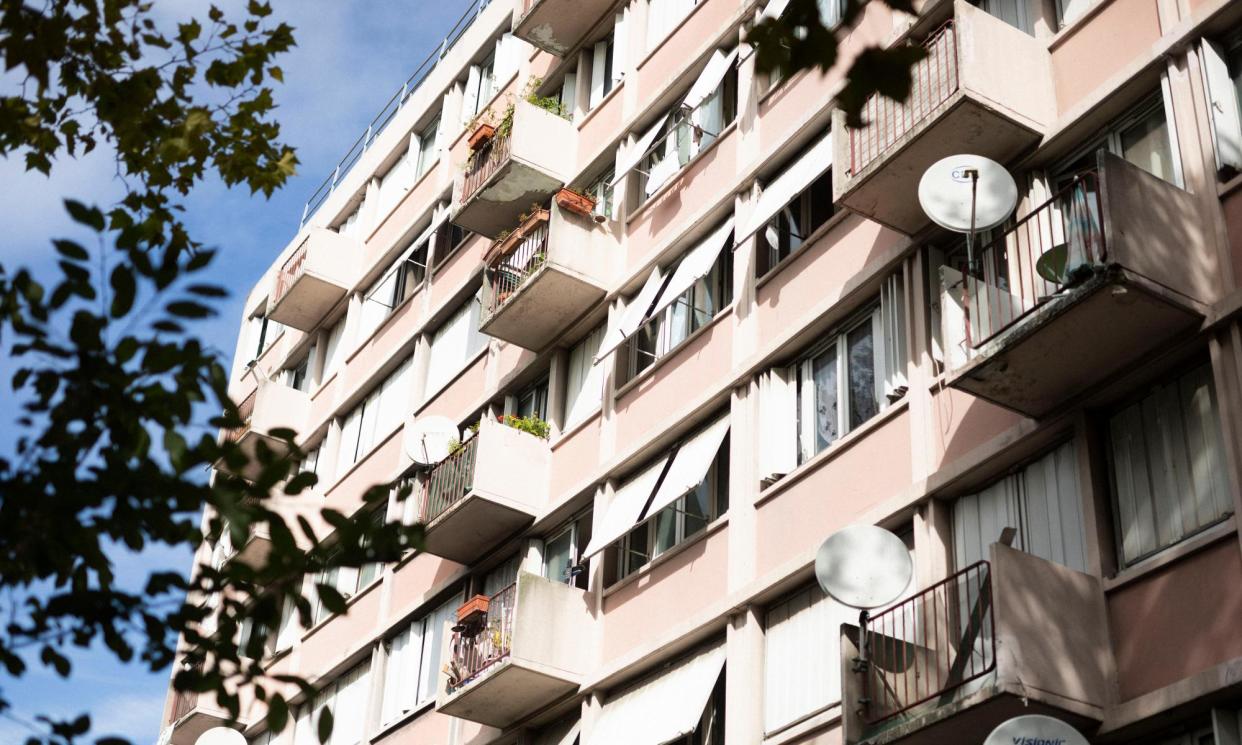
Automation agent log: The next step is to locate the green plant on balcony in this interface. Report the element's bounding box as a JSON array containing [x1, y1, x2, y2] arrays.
[[498, 413, 550, 440]]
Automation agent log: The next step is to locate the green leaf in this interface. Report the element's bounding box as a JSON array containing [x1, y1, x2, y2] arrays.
[[64, 200, 105, 231], [317, 705, 334, 744], [315, 584, 347, 615], [53, 239, 89, 262], [166, 301, 213, 318], [110, 266, 136, 318], [266, 694, 289, 733]]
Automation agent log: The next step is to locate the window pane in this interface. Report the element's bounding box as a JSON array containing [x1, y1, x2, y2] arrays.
[[684, 480, 710, 537], [812, 346, 839, 452], [625, 524, 649, 575], [544, 528, 574, 583], [1120, 107, 1173, 182], [847, 322, 878, 430], [653, 506, 677, 556]]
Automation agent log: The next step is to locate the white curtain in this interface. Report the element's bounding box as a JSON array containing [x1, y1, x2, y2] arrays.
[[331, 662, 371, 745], [417, 596, 460, 704], [322, 317, 347, 379], [565, 325, 605, 427], [381, 621, 424, 727], [426, 295, 487, 396], [763, 585, 854, 732], [758, 366, 798, 483], [880, 270, 908, 398], [375, 143, 415, 220], [646, 0, 697, 51]]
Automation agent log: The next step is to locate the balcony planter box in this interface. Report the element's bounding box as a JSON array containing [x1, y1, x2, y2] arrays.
[[483, 208, 550, 265], [458, 595, 490, 627], [468, 123, 496, 151], [554, 188, 595, 218]]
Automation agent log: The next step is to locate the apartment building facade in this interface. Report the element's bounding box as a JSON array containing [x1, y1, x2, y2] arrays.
[[160, 0, 1242, 744]]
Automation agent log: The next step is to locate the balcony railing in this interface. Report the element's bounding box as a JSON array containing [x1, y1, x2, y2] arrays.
[[959, 171, 1103, 348], [860, 561, 995, 725], [171, 688, 198, 723], [485, 211, 550, 317], [272, 236, 310, 306], [448, 582, 517, 691], [222, 390, 257, 445], [421, 435, 479, 524], [462, 133, 512, 202], [849, 21, 959, 176]]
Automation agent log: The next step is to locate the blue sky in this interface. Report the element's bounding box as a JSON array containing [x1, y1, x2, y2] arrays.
[[0, 1, 475, 741]]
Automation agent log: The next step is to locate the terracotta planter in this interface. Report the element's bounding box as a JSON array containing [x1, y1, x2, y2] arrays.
[[555, 188, 596, 218], [482, 208, 550, 265], [468, 123, 496, 151], [457, 594, 490, 626]]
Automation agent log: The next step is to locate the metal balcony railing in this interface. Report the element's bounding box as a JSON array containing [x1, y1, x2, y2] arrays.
[[959, 171, 1104, 348], [272, 236, 310, 306], [486, 212, 550, 317], [859, 561, 995, 725], [448, 582, 517, 690], [421, 435, 479, 524], [462, 133, 512, 202], [300, 0, 494, 227], [222, 390, 257, 444], [171, 685, 198, 722], [849, 21, 959, 176]]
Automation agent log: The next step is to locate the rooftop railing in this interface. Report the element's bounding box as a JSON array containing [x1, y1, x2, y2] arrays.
[[859, 561, 995, 725], [849, 20, 959, 176], [960, 171, 1104, 348], [299, 0, 494, 228], [448, 582, 517, 690], [421, 435, 479, 524]]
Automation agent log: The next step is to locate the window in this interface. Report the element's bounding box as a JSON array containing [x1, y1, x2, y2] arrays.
[[952, 441, 1088, 573], [464, 53, 496, 120], [284, 354, 310, 392], [585, 167, 617, 221], [797, 309, 882, 461], [246, 314, 282, 364], [425, 295, 488, 396], [304, 543, 383, 628], [1056, 0, 1093, 28], [975, 0, 1033, 34], [589, 14, 628, 110], [414, 116, 440, 180], [320, 315, 347, 380], [237, 615, 271, 661], [433, 219, 470, 269], [377, 593, 462, 725], [292, 660, 371, 745], [337, 356, 414, 473], [1107, 363, 1231, 567], [646, 0, 701, 50], [589, 643, 725, 745], [616, 433, 729, 580], [634, 57, 738, 205], [298, 443, 320, 478], [336, 200, 365, 240], [1199, 38, 1242, 176], [755, 167, 833, 277], [563, 325, 605, 428], [620, 228, 733, 384], [543, 509, 593, 589], [357, 233, 429, 341], [763, 0, 846, 89], [1056, 94, 1178, 186], [516, 378, 549, 420], [557, 72, 578, 118]]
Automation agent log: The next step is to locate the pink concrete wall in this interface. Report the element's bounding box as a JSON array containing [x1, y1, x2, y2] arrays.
[[389, 553, 464, 622], [1221, 189, 1242, 287], [625, 127, 739, 271], [373, 707, 455, 745], [298, 580, 384, 677], [345, 290, 427, 385], [366, 159, 447, 250], [429, 234, 489, 310], [324, 424, 405, 516], [787, 723, 843, 745], [613, 314, 733, 450], [926, 387, 1026, 471], [1050, 0, 1161, 114], [576, 83, 626, 171], [307, 368, 343, 438], [420, 353, 488, 419], [633, 0, 737, 106], [1107, 537, 1242, 700], [600, 526, 729, 663], [755, 410, 912, 576], [549, 413, 603, 501], [754, 215, 904, 342]]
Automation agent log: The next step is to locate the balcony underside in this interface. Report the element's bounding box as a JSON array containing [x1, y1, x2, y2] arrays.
[[949, 269, 1204, 418], [481, 265, 606, 349], [859, 679, 1103, 745], [169, 710, 233, 745], [268, 273, 349, 331], [454, 160, 564, 239], [514, 0, 609, 56], [423, 492, 537, 565], [839, 96, 1041, 235], [438, 658, 579, 729]]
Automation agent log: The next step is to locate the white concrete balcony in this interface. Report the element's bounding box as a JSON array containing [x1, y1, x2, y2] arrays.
[[479, 204, 617, 350], [437, 571, 591, 728], [419, 418, 549, 565], [833, 1, 1055, 234], [167, 688, 243, 745], [217, 383, 311, 482], [453, 101, 576, 239], [513, 0, 613, 56], [941, 152, 1213, 417], [267, 228, 358, 331], [841, 545, 1111, 745]]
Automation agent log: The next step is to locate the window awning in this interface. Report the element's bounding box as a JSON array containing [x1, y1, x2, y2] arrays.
[[582, 455, 668, 559], [609, 114, 669, 188], [646, 415, 730, 518], [593, 267, 668, 364], [586, 641, 726, 745], [644, 153, 681, 196], [682, 48, 740, 111], [737, 132, 833, 242], [761, 0, 792, 18], [647, 217, 736, 319]]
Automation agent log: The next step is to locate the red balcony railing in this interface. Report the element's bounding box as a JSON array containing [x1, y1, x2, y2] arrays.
[[421, 435, 479, 524], [485, 212, 550, 317], [859, 561, 995, 725], [958, 171, 1104, 348], [222, 389, 257, 444], [849, 21, 959, 176], [273, 236, 310, 305], [448, 582, 517, 691], [462, 133, 512, 202], [171, 685, 198, 722]]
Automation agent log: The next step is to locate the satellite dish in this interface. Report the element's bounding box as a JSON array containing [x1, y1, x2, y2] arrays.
[[984, 716, 1089, 745], [195, 728, 245, 745], [918, 154, 1018, 234], [404, 415, 460, 465], [815, 525, 913, 610]]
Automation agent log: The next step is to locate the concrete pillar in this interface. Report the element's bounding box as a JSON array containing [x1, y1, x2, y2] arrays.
[[1073, 412, 1117, 579], [728, 384, 759, 593], [547, 348, 569, 436], [724, 607, 764, 745], [521, 537, 543, 576], [410, 333, 433, 410], [913, 498, 952, 587], [1209, 324, 1242, 559], [580, 691, 605, 745]]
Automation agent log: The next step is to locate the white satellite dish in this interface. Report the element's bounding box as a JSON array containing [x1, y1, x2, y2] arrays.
[[815, 524, 913, 610], [918, 154, 1018, 234], [195, 727, 246, 745], [984, 716, 1090, 745], [404, 415, 460, 465]]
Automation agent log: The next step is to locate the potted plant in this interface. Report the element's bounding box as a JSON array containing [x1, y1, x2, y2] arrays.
[[457, 594, 490, 626], [468, 122, 495, 151], [556, 187, 596, 218]]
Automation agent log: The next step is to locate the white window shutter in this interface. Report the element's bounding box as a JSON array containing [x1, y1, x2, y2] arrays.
[[613, 11, 628, 85], [1200, 40, 1242, 173], [561, 72, 577, 116], [494, 34, 518, 87], [590, 40, 609, 108], [880, 270, 908, 397], [938, 265, 969, 371], [758, 366, 798, 483], [462, 68, 481, 123]]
